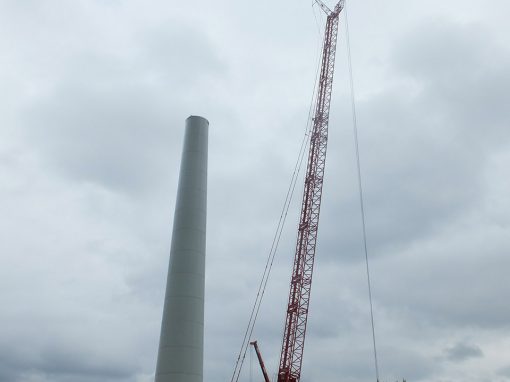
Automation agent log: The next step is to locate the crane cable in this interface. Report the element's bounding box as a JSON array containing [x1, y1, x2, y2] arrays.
[[229, 20, 325, 381], [344, 5, 381, 382]]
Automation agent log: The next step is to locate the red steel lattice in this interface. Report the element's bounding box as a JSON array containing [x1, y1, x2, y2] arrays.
[[277, 2, 345, 382]]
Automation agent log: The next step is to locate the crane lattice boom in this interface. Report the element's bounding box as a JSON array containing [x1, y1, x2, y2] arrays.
[[277, 2, 344, 382]]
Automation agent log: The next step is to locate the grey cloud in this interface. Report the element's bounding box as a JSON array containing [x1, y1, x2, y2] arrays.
[[395, 20, 493, 81], [23, 82, 180, 194], [2, 1, 510, 382], [444, 342, 483, 362], [371, 229, 510, 329], [138, 22, 227, 86], [317, 18, 510, 264], [299, 339, 437, 382], [14, 11, 228, 195], [499, 366, 510, 378], [0, 345, 134, 382], [206, 16, 510, 382], [394, 20, 510, 149]]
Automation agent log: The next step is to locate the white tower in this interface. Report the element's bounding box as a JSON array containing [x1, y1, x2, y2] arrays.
[[155, 115, 209, 382]]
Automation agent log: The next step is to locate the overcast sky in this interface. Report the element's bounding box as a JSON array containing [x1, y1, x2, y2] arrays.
[[1, 0, 509, 381]]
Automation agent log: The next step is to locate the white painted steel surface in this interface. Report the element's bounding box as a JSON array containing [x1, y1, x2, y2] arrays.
[[155, 116, 209, 382]]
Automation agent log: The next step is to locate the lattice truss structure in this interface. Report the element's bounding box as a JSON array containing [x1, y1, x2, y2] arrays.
[[278, 2, 345, 382]]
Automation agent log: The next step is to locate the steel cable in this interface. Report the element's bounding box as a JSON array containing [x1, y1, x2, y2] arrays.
[[230, 18, 325, 381], [344, 5, 381, 382]]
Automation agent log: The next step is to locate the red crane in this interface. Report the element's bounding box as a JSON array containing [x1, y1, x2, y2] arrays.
[[250, 341, 271, 382], [277, 2, 344, 382], [250, 2, 345, 382]]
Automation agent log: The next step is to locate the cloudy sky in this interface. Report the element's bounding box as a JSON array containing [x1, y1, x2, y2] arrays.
[[1, 0, 509, 381]]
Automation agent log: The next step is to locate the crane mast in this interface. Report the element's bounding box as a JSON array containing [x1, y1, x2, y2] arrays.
[[278, 2, 344, 382]]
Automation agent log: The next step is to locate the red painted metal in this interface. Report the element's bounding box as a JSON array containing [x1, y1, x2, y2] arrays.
[[277, 2, 344, 382], [250, 341, 271, 382]]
